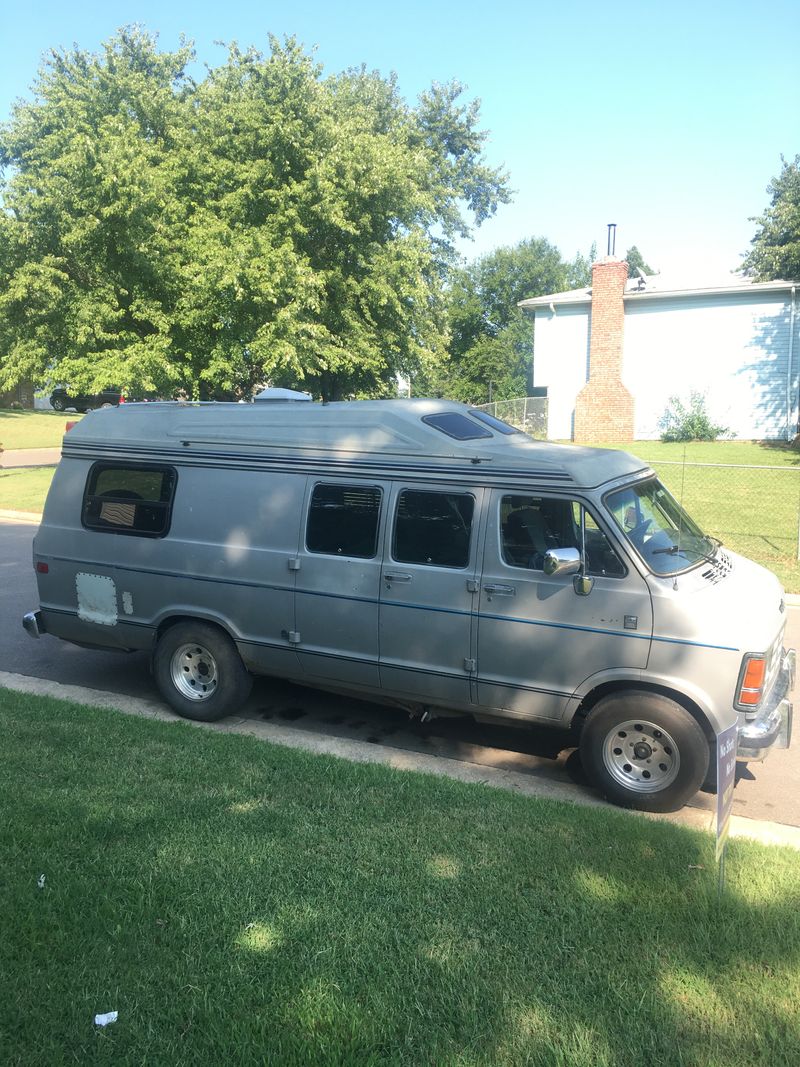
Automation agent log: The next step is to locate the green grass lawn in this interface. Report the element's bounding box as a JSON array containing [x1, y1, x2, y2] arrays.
[[2, 688, 799, 1066], [586, 439, 800, 467], [0, 408, 81, 450], [0, 467, 55, 512]]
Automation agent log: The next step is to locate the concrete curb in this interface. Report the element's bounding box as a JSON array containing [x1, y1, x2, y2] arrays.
[[2, 669, 799, 851]]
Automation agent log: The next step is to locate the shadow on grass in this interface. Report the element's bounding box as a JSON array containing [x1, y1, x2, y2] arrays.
[[2, 692, 799, 1066]]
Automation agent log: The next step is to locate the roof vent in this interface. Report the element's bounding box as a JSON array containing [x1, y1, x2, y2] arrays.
[[253, 388, 313, 403]]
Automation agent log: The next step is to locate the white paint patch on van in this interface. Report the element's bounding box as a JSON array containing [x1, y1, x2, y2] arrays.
[[225, 528, 251, 562], [76, 573, 118, 626], [121, 591, 134, 615]]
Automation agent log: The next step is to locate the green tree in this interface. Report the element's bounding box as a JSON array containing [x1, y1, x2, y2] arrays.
[[0, 28, 193, 397], [432, 237, 577, 404], [566, 241, 595, 288], [0, 30, 510, 401], [625, 245, 653, 278], [743, 155, 800, 281]]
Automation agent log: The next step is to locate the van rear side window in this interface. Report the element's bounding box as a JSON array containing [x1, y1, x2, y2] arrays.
[[82, 464, 177, 537]]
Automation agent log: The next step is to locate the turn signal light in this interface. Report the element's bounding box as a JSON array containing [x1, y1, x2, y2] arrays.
[[35, 561, 49, 574], [736, 654, 766, 709]]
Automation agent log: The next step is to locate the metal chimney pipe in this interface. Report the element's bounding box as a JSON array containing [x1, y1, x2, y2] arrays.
[[607, 223, 617, 257]]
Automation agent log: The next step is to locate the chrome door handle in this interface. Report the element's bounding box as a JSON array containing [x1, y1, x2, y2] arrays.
[[385, 572, 412, 583], [484, 583, 515, 596]]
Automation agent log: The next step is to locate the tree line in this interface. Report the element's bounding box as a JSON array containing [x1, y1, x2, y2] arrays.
[[0, 29, 795, 405]]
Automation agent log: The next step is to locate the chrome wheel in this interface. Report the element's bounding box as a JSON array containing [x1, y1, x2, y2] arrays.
[[170, 642, 219, 701], [601, 719, 680, 794]]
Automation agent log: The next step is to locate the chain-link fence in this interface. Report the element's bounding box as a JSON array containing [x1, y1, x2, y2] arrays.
[[649, 460, 800, 591], [475, 397, 548, 439]]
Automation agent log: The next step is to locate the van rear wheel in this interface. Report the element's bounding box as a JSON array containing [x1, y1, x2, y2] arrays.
[[579, 692, 709, 813], [154, 621, 252, 722]]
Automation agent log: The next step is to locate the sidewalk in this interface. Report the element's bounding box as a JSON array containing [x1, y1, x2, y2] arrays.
[[0, 447, 61, 469], [2, 669, 799, 850]]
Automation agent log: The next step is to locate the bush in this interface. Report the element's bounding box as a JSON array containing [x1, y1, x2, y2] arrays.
[[658, 392, 730, 442]]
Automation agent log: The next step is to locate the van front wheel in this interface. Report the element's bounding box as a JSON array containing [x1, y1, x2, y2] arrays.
[[579, 692, 709, 813], [154, 621, 253, 722]]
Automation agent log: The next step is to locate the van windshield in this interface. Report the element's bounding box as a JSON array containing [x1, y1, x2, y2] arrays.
[[605, 478, 718, 576]]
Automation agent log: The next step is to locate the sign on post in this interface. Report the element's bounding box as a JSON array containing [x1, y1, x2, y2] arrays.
[[716, 722, 738, 887]]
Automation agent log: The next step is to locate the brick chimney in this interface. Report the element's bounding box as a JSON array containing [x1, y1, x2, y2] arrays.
[[573, 257, 634, 442]]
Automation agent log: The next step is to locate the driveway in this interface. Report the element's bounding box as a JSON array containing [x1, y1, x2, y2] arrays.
[[3, 518, 799, 826]]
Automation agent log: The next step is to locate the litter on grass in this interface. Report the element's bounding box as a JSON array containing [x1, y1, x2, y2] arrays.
[[94, 1012, 118, 1027], [37, 874, 45, 889]]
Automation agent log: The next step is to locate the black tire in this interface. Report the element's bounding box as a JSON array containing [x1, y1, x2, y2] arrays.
[[579, 691, 709, 813], [153, 621, 253, 722], [51, 396, 65, 412]]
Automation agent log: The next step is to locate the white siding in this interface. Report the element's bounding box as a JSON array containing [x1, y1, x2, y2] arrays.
[[532, 305, 590, 439], [623, 292, 798, 440]]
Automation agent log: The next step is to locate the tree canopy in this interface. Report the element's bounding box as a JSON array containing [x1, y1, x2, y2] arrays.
[[742, 155, 800, 281], [0, 29, 510, 400], [625, 245, 653, 278], [429, 237, 592, 404]]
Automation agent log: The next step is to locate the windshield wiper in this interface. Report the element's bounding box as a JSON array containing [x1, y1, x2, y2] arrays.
[[652, 537, 720, 563]]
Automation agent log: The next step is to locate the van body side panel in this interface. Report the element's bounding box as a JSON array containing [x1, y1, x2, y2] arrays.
[[475, 489, 654, 721], [164, 467, 304, 678], [377, 484, 485, 707], [35, 461, 306, 677]]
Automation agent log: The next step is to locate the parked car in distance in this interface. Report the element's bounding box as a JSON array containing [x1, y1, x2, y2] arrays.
[[50, 387, 124, 413]]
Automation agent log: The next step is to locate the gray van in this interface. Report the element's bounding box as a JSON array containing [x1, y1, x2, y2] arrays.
[[23, 397, 794, 812]]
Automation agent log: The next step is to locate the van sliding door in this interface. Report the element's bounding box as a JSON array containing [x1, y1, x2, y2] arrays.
[[378, 485, 484, 707], [294, 480, 386, 689]]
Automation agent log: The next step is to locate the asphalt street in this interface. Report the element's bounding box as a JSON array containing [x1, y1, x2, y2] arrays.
[[3, 518, 799, 825]]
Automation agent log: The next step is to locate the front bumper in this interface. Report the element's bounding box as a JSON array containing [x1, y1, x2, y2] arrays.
[[737, 648, 795, 761], [22, 610, 46, 639]]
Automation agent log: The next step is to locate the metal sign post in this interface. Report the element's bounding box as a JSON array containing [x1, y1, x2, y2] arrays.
[[716, 723, 738, 897]]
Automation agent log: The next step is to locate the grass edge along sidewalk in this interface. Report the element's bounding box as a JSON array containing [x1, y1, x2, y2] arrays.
[[2, 683, 800, 1066]]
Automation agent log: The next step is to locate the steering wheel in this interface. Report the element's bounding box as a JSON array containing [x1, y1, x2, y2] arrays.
[[629, 518, 653, 546]]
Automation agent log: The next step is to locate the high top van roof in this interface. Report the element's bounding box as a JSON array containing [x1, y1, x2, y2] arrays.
[[62, 397, 650, 490]]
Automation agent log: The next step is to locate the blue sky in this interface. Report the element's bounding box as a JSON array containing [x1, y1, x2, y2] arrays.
[[1, 0, 797, 282]]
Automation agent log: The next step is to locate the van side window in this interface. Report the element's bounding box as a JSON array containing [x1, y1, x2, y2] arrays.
[[571, 502, 626, 578], [500, 495, 625, 577], [500, 495, 571, 570], [306, 484, 382, 558], [82, 464, 176, 537], [393, 490, 474, 568]]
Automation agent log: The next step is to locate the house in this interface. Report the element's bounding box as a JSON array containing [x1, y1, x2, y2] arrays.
[[519, 259, 799, 441]]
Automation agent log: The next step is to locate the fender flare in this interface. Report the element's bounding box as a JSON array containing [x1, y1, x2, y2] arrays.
[[567, 667, 726, 737]]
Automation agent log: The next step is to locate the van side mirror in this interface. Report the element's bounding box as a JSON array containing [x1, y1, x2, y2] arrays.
[[543, 547, 581, 577], [573, 574, 595, 596]]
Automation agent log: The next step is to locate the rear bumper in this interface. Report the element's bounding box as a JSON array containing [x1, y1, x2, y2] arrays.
[[737, 648, 795, 761], [22, 610, 46, 639]]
